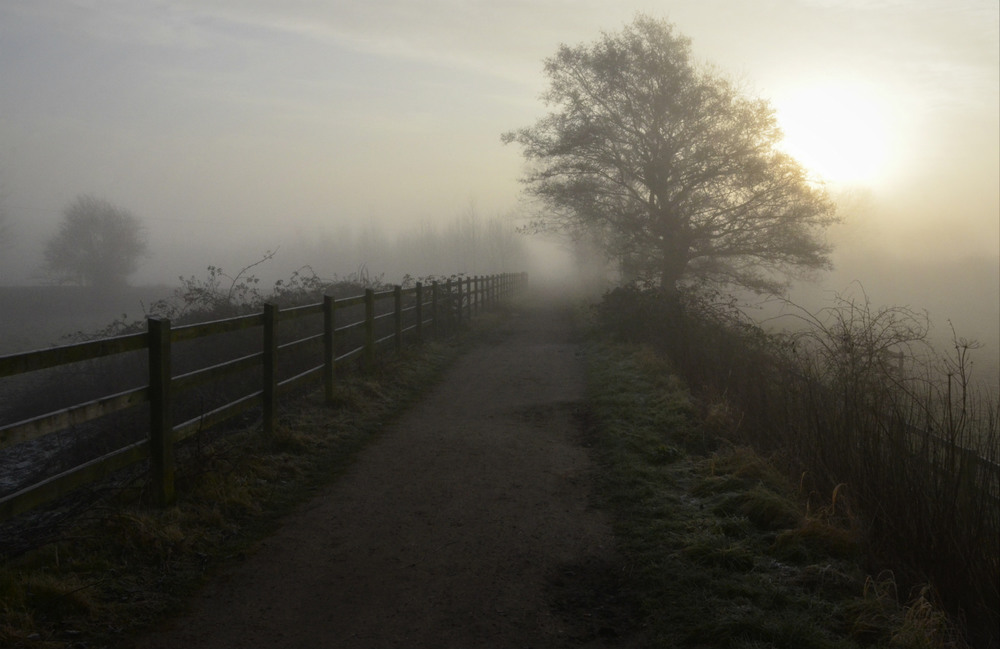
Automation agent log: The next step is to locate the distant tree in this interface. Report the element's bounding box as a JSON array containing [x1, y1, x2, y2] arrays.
[[503, 15, 837, 295], [43, 195, 148, 288]]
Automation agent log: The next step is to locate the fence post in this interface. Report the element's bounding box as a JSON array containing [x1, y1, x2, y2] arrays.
[[394, 285, 403, 353], [470, 276, 476, 316], [148, 317, 175, 508], [431, 281, 439, 339], [415, 282, 423, 342], [445, 279, 453, 334], [324, 294, 336, 403], [263, 303, 278, 435], [364, 288, 375, 370], [473, 276, 480, 316], [455, 278, 463, 328], [465, 277, 472, 322]]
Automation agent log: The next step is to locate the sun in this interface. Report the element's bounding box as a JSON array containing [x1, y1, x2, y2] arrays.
[[773, 82, 891, 186]]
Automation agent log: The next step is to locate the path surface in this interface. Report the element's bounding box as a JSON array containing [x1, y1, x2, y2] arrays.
[[137, 296, 636, 649]]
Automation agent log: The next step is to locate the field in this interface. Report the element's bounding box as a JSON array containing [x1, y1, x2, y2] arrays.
[[0, 285, 175, 356]]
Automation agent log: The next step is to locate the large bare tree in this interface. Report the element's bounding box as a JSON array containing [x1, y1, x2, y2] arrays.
[[503, 16, 837, 294], [43, 195, 148, 288]]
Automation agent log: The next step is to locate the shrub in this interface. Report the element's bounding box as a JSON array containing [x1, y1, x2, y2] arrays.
[[594, 284, 999, 646]]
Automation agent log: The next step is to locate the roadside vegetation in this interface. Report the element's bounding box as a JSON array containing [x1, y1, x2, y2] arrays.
[[584, 287, 997, 648], [0, 262, 496, 648], [0, 329, 484, 648], [1, 267, 994, 648]]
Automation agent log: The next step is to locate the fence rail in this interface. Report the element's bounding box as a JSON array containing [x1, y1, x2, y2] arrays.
[[0, 272, 528, 520]]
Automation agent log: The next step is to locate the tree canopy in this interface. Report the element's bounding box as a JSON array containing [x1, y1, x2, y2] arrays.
[[503, 16, 837, 295], [43, 195, 148, 288]]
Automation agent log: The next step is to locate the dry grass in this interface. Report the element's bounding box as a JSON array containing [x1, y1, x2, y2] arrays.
[[592, 286, 997, 647], [0, 331, 475, 648], [582, 337, 971, 648]]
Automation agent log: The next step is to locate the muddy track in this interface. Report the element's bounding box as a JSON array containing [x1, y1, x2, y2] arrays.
[[136, 295, 640, 649]]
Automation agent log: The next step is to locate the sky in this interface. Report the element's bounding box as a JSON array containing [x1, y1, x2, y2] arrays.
[[0, 0, 997, 347]]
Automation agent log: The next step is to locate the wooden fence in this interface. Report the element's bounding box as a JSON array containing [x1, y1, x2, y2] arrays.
[[0, 272, 528, 520]]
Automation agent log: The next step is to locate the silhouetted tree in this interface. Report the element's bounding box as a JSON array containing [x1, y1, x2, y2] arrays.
[[503, 15, 837, 294], [43, 195, 148, 288]]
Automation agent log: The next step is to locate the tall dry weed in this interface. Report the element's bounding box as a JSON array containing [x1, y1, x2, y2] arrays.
[[596, 285, 999, 645]]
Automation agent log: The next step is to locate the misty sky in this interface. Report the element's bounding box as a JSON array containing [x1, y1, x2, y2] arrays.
[[0, 0, 997, 344]]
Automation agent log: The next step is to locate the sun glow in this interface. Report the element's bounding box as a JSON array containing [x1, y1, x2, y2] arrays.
[[774, 83, 892, 186]]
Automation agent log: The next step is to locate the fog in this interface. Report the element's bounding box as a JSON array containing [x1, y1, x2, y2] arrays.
[[0, 1, 996, 368]]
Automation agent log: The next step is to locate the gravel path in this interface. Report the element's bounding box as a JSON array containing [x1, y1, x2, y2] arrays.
[[136, 295, 638, 649]]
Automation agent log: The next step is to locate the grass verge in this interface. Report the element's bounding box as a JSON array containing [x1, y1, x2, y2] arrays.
[[0, 319, 495, 649], [582, 339, 970, 649]]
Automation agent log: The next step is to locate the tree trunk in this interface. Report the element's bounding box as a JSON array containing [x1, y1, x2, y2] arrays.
[[659, 245, 687, 296]]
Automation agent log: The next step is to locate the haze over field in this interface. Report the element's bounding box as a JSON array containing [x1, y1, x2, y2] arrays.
[[0, 1, 997, 354]]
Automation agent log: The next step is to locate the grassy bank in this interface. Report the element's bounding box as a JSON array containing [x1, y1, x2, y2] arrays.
[[0, 326, 481, 648], [591, 286, 997, 647], [582, 338, 970, 648]]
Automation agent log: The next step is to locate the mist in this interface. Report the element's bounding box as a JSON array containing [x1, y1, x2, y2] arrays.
[[0, 1, 996, 374]]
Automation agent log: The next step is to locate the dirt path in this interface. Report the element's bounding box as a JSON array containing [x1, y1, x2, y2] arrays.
[[136, 295, 637, 649]]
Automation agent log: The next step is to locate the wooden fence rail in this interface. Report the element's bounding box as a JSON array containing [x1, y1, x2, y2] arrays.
[[0, 272, 528, 519]]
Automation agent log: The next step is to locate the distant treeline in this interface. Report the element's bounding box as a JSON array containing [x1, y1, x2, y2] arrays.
[[290, 209, 530, 282], [0, 209, 530, 355]]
